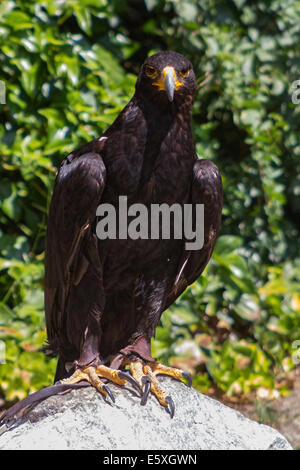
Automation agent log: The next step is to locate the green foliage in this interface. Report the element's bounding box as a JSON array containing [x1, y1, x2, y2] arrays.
[[0, 0, 300, 404]]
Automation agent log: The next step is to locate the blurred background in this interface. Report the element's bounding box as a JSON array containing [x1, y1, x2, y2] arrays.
[[0, 0, 300, 446]]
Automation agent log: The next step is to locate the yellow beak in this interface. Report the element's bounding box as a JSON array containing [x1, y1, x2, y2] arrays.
[[153, 66, 183, 102]]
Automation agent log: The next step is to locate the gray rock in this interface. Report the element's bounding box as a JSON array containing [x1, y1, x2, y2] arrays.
[[0, 377, 292, 450]]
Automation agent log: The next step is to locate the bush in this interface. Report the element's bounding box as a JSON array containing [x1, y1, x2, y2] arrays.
[[0, 0, 299, 404]]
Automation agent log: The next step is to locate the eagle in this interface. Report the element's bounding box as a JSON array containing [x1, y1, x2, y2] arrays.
[[0, 51, 222, 425]]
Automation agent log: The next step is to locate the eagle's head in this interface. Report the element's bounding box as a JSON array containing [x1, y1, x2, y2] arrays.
[[135, 51, 197, 107]]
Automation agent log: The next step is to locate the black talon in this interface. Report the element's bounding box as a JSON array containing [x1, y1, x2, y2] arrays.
[[182, 371, 192, 387], [103, 385, 115, 403], [166, 396, 175, 419], [118, 371, 143, 394], [140, 376, 151, 406]]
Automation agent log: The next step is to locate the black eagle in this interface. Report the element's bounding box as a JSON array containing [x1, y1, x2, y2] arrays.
[[1, 51, 222, 425]]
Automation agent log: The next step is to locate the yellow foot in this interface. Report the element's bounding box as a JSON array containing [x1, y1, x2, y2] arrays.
[[60, 364, 142, 403], [127, 360, 192, 418]]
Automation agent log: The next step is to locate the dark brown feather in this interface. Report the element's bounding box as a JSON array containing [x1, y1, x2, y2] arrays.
[[44, 51, 223, 378]]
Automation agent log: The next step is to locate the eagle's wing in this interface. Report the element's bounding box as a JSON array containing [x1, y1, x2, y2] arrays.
[[165, 159, 223, 309], [44, 138, 107, 361]]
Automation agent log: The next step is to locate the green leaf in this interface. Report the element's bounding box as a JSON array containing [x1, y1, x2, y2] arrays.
[[214, 236, 243, 256], [3, 10, 33, 30]]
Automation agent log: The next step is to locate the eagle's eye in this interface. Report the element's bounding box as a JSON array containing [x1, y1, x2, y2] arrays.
[[179, 68, 190, 78], [145, 65, 158, 79]]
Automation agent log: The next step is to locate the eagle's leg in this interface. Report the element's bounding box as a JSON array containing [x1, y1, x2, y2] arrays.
[[57, 330, 142, 401], [59, 362, 142, 402], [60, 365, 120, 402], [113, 335, 191, 417], [129, 360, 191, 418]]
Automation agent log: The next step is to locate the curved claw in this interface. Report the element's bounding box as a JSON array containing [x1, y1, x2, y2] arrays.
[[166, 396, 175, 419], [118, 371, 143, 394], [103, 385, 115, 403], [182, 371, 192, 387], [140, 376, 151, 406]]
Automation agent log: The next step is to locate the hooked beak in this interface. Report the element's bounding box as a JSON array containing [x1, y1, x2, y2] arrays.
[[163, 66, 176, 102], [153, 66, 183, 102]]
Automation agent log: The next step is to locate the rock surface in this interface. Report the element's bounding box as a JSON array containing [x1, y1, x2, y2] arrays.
[[0, 377, 292, 450]]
